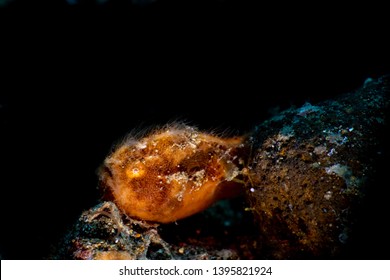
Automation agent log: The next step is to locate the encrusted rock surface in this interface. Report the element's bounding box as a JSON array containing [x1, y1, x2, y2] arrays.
[[246, 75, 389, 258], [55, 200, 257, 260]]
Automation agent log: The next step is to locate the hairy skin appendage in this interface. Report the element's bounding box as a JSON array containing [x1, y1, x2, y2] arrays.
[[98, 124, 249, 223]]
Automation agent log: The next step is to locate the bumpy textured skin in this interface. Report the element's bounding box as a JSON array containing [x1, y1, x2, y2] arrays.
[[98, 125, 246, 223]]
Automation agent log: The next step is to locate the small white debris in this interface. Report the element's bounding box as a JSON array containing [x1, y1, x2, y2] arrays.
[[314, 145, 327, 155], [327, 148, 336, 157], [324, 191, 332, 200]]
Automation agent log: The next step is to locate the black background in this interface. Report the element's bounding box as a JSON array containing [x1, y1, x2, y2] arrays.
[[1, 0, 389, 259]]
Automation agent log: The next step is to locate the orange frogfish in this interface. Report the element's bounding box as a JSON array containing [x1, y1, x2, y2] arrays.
[[98, 124, 247, 223]]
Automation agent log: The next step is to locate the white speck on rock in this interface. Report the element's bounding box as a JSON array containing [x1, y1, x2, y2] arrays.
[[324, 191, 332, 200]]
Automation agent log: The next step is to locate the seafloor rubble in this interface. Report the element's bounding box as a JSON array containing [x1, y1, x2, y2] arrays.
[[54, 75, 389, 260]]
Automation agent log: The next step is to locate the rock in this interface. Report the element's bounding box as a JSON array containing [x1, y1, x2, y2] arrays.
[[245, 75, 389, 259], [55, 200, 254, 260]]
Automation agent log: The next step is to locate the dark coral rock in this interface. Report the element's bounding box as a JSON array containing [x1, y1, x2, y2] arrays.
[[245, 75, 389, 259], [55, 199, 257, 260]]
